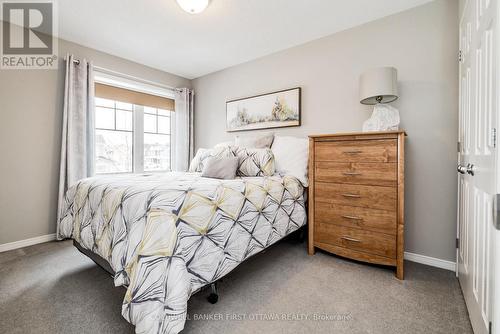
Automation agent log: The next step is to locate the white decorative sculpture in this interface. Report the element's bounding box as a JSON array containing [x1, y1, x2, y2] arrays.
[[359, 67, 400, 132], [362, 104, 400, 132]]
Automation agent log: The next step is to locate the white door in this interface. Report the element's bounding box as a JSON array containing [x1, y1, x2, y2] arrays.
[[458, 1, 498, 334]]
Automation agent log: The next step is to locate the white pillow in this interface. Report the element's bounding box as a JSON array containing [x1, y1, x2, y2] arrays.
[[188, 148, 213, 172], [189, 147, 233, 172], [235, 133, 274, 148], [271, 135, 309, 186]]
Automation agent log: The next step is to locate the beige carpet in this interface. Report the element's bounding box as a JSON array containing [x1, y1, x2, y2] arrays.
[[0, 239, 472, 334]]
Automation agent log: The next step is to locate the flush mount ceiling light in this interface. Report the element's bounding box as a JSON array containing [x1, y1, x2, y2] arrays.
[[176, 0, 210, 14]]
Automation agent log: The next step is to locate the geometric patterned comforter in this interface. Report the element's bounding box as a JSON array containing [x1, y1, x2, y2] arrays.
[[58, 172, 306, 334]]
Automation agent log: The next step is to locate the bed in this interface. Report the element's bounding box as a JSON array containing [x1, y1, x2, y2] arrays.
[[58, 171, 307, 334]]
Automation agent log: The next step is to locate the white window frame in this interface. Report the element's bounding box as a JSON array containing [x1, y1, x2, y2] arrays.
[[93, 69, 175, 175]]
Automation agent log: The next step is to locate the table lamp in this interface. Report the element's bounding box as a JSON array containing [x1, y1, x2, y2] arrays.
[[359, 67, 400, 131]]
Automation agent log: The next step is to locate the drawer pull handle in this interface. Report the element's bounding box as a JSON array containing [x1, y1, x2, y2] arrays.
[[343, 172, 362, 176], [341, 236, 361, 243], [342, 193, 361, 198], [344, 150, 362, 154], [342, 215, 363, 221]]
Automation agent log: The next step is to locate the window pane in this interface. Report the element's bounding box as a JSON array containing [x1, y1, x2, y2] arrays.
[[95, 107, 115, 129], [116, 101, 133, 110], [116, 110, 133, 131], [144, 106, 157, 115], [95, 130, 133, 173], [144, 114, 156, 133], [157, 109, 170, 116], [144, 134, 170, 171], [157, 116, 170, 134], [95, 97, 114, 108]]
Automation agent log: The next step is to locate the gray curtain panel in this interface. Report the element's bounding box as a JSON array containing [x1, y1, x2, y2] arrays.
[[56, 54, 94, 239], [173, 88, 194, 171]]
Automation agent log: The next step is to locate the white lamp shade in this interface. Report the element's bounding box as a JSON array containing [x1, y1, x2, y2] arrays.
[[359, 67, 398, 105], [176, 0, 210, 14]]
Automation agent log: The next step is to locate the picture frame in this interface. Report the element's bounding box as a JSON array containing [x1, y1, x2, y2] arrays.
[[226, 87, 301, 132]]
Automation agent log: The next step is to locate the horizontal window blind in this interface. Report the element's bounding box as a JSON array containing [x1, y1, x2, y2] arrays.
[[95, 83, 175, 111]]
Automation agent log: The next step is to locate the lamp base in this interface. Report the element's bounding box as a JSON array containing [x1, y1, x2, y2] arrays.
[[362, 104, 400, 132]]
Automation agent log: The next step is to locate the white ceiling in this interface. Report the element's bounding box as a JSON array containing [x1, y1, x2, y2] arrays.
[[57, 0, 433, 79]]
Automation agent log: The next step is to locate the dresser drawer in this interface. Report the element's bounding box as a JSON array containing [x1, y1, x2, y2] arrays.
[[315, 223, 396, 258], [315, 202, 396, 235], [315, 139, 397, 163], [315, 162, 397, 187], [315, 182, 397, 211]]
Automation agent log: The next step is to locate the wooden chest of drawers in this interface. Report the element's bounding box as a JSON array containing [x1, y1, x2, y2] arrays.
[[308, 131, 406, 279]]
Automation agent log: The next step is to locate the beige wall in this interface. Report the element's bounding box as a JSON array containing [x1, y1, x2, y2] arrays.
[[193, 0, 459, 261], [0, 38, 191, 245]]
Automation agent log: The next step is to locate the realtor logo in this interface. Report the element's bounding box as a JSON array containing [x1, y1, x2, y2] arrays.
[[1, 1, 58, 69]]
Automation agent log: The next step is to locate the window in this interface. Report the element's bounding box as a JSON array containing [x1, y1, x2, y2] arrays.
[[93, 79, 175, 175], [95, 98, 134, 173], [143, 107, 171, 171]]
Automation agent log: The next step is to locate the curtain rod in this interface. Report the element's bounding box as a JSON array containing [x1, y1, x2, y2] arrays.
[[65, 56, 178, 92]]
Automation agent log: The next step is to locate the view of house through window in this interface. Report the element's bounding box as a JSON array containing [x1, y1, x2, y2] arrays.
[[95, 97, 172, 174], [143, 106, 171, 171]]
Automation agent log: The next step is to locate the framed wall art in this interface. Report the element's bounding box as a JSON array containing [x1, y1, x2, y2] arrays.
[[226, 87, 301, 132]]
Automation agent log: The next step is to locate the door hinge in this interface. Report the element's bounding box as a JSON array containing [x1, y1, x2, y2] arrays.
[[492, 128, 497, 148], [458, 50, 463, 62], [456, 238, 459, 248], [494, 195, 500, 230], [489, 321, 492, 334], [457, 141, 461, 152]]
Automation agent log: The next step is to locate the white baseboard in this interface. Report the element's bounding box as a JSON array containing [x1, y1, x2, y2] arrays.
[[0, 233, 57, 253], [0, 234, 457, 273], [404, 251, 456, 272]]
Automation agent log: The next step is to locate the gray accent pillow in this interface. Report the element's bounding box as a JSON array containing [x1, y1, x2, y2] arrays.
[[201, 157, 239, 179], [235, 133, 274, 148]]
